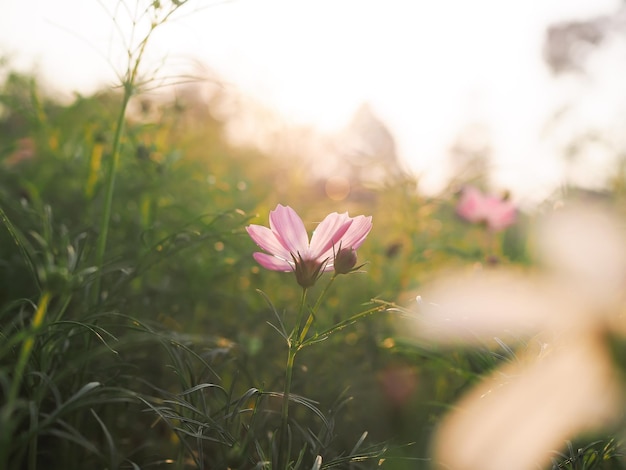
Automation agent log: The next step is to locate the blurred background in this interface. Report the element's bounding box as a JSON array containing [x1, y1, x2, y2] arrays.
[[2, 0, 626, 203], [2, 1, 626, 468]]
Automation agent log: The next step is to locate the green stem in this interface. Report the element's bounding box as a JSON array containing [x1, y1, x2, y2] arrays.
[[278, 345, 297, 469], [91, 88, 131, 305], [300, 302, 387, 350], [91, 18, 157, 306], [278, 288, 307, 468], [1, 291, 51, 469], [298, 274, 336, 343], [8, 291, 50, 404], [293, 288, 309, 343]]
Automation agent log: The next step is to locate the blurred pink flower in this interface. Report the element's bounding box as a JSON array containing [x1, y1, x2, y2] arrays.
[[5, 138, 36, 167], [456, 186, 516, 231], [246, 204, 372, 287], [416, 204, 626, 470]]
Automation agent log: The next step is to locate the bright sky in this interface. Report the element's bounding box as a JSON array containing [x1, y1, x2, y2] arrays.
[[1, 0, 623, 203]]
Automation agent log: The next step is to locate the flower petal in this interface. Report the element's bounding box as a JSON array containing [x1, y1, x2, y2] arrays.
[[484, 197, 516, 231], [252, 252, 293, 271], [537, 204, 626, 310], [456, 187, 515, 231], [415, 270, 588, 343], [269, 205, 310, 256], [337, 215, 372, 250], [309, 212, 353, 258], [456, 186, 486, 223], [246, 224, 291, 260], [433, 336, 621, 470]]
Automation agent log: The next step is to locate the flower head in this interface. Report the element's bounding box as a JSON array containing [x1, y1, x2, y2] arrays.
[[246, 204, 372, 287], [416, 203, 626, 470], [456, 186, 516, 231]]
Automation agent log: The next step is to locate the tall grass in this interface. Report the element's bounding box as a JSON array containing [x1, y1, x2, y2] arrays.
[[92, 0, 192, 305], [1, 1, 626, 469]]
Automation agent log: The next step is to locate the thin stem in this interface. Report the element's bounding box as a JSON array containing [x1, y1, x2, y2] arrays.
[[278, 288, 308, 469], [278, 345, 297, 470], [90, 9, 173, 304], [300, 302, 387, 350], [7, 291, 50, 404], [298, 274, 336, 344], [0, 291, 51, 469], [313, 274, 337, 313], [91, 20, 152, 304], [293, 287, 309, 343], [91, 86, 131, 305]]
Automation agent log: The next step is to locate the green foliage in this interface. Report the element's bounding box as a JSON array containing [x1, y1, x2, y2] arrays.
[[0, 47, 624, 470], [0, 68, 404, 469], [551, 440, 625, 470]]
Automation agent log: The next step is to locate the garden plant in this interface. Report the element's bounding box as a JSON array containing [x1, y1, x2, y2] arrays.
[[2, 1, 626, 469]]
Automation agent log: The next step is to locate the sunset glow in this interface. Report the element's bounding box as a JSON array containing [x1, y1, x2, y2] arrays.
[[1, 0, 623, 200]]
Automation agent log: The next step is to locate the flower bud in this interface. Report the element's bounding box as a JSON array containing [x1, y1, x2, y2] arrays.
[[334, 248, 358, 274]]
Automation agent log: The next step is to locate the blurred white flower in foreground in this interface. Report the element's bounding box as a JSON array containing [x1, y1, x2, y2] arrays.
[[416, 204, 626, 470]]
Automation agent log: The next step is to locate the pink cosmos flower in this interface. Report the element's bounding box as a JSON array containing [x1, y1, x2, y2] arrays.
[[456, 186, 516, 231], [416, 204, 625, 470], [246, 204, 373, 287]]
